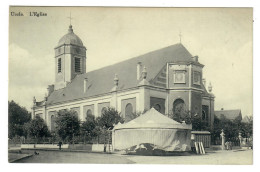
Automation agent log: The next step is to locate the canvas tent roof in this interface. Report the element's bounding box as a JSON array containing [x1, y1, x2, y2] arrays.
[[113, 108, 192, 130]]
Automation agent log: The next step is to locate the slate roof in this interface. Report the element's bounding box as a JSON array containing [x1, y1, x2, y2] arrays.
[[215, 109, 242, 121], [57, 25, 84, 47], [113, 108, 192, 130], [46, 43, 200, 106]]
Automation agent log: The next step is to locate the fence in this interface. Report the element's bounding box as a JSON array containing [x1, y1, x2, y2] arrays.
[[191, 131, 211, 148], [9, 131, 113, 146]]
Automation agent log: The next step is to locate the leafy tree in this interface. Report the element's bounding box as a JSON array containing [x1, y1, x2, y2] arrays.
[[8, 100, 31, 138], [55, 109, 81, 143], [191, 114, 210, 131], [240, 116, 253, 138], [96, 107, 124, 150], [212, 115, 245, 143], [96, 107, 124, 130], [168, 110, 192, 124], [81, 114, 99, 142], [128, 109, 148, 122], [25, 116, 50, 143]]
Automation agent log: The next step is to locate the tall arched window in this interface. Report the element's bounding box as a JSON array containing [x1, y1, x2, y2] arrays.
[[172, 99, 186, 119], [86, 109, 92, 118], [101, 107, 107, 115], [202, 110, 206, 120], [51, 115, 55, 131], [125, 103, 133, 122], [153, 104, 161, 112]]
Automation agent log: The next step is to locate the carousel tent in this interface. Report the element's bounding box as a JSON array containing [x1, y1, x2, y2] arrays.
[[112, 108, 192, 151]]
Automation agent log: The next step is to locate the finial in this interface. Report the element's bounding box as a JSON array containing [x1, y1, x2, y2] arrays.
[[179, 31, 182, 44], [208, 82, 212, 93], [68, 25, 73, 33], [142, 66, 147, 79], [33, 96, 36, 104], [114, 74, 119, 86], [44, 93, 48, 101], [67, 12, 73, 33]]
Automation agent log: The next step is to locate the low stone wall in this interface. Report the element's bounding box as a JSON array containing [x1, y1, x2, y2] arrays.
[[68, 144, 92, 151], [21, 143, 105, 152], [21, 144, 69, 149], [92, 144, 105, 152]]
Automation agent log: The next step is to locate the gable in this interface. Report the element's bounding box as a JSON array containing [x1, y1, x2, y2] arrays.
[[215, 110, 242, 121]]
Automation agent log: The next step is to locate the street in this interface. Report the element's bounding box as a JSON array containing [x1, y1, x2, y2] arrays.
[[13, 149, 252, 164]]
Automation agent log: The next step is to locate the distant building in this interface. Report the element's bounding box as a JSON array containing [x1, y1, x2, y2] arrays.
[[241, 116, 252, 123], [215, 109, 242, 121], [32, 25, 215, 131]]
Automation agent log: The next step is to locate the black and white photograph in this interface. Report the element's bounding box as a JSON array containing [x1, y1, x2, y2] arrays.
[[8, 6, 253, 165]]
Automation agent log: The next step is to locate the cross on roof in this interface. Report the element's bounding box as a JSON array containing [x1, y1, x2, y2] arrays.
[[179, 32, 182, 43], [67, 12, 73, 25]]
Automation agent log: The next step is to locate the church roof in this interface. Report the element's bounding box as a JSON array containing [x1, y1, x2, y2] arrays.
[[113, 108, 192, 130], [46, 43, 200, 106], [57, 25, 84, 47], [215, 109, 242, 121]]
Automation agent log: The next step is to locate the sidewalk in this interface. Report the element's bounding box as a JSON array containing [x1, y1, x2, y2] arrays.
[[20, 147, 113, 154], [8, 153, 33, 163]]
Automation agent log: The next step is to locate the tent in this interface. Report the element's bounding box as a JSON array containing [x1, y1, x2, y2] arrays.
[[112, 108, 192, 151]]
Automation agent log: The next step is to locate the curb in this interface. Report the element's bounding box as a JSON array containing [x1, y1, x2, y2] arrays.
[[9, 154, 33, 163], [21, 148, 114, 154]]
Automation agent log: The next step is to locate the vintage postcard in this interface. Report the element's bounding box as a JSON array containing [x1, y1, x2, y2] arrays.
[[8, 6, 253, 164]]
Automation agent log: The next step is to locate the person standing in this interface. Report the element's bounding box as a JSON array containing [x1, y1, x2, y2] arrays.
[[58, 141, 63, 150]]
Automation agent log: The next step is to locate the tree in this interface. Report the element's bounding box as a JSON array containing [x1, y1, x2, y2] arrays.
[[191, 114, 210, 131], [81, 114, 99, 143], [129, 109, 148, 121], [212, 115, 244, 143], [8, 100, 31, 138], [96, 107, 124, 130], [55, 109, 81, 143], [25, 116, 50, 143], [96, 107, 124, 151], [168, 110, 192, 124], [240, 116, 253, 138]]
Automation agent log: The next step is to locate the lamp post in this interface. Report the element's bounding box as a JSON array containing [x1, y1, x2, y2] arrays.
[[238, 132, 242, 147], [220, 129, 225, 150]]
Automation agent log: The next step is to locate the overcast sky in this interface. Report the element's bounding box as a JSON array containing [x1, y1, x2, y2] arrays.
[[9, 7, 253, 117]]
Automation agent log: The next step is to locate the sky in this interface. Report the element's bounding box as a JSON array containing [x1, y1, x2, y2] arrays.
[[8, 7, 253, 117]]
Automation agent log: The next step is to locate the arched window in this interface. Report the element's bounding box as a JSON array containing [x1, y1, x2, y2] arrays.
[[101, 107, 107, 115], [153, 104, 161, 112], [125, 103, 134, 122], [86, 109, 92, 118], [75, 57, 81, 73], [172, 99, 186, 118], [202, 110, 206, 120], [51, 115, 55, 131]]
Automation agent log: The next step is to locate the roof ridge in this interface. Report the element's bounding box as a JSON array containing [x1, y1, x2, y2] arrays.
[[84, 43, 187, 75], [215, 109, 241, 111]]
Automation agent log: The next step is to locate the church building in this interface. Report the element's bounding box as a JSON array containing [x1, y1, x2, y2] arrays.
[[32, 25, 215, 131]]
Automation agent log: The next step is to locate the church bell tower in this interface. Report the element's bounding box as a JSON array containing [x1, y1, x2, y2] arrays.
[[54, 25, 86, 90]]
